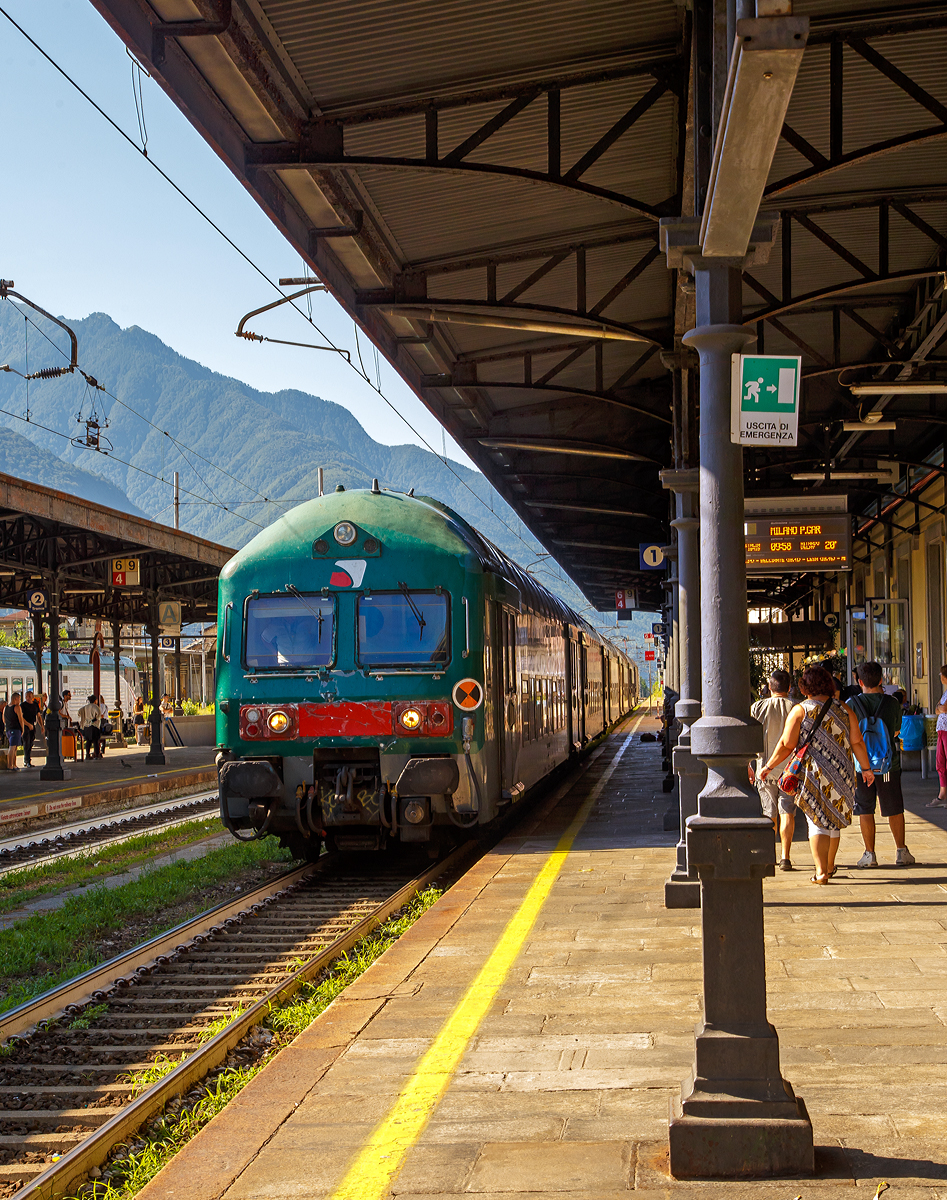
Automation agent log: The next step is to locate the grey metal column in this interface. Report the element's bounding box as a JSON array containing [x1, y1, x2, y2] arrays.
[[146, 596, 166, 766], [40, 546, 70, 781], [661, 469, 704, 908], [668, 266, 813, 1177], [113, 621, 127, 748]]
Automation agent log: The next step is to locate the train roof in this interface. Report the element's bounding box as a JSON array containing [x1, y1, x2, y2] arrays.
[[0, 646, 32, 669], [0, 650, 137, 671], [225, 487, 632, 665]]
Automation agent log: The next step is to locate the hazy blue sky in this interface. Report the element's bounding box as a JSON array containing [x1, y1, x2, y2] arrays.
[[0, 1, 469, 463]]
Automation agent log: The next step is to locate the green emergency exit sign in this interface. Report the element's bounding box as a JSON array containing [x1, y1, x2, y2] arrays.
[[730, 354, 801, 447]]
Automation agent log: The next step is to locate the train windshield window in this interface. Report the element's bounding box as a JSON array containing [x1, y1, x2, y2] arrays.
[[244, 594, 335, 670], [357, 592, 449, 668]]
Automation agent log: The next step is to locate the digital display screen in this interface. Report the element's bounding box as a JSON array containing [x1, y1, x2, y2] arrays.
[[745, 514, 851, 574]]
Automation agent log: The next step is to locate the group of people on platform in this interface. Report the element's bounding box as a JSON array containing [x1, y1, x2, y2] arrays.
[[1, 690, 187, 768], [752, 661, 947, 883], [2, 689, 44, 770]]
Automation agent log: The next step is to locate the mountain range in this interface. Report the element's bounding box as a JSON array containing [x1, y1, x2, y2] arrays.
[[0, 302, 652, 657]]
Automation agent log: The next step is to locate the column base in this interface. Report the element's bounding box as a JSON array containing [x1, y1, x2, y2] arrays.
[[664, 875, 700, 908], [669, 1092, 813, 1178], [40, 766, 72, 781], [145, 753, 167, 765]]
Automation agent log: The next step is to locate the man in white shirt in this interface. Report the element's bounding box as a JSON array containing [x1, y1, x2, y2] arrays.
[[750, 669, 797, 870], [78, 695, 102, 760]]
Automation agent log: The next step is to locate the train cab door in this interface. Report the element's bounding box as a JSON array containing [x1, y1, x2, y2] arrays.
[[498, 606, 520, 796], [569, 632, 585, 749]]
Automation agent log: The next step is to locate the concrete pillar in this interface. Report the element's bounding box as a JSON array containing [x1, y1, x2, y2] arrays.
[[40, 554, 70, 781], [661, 471, 705, 908], [668, 267, 813, 1177]]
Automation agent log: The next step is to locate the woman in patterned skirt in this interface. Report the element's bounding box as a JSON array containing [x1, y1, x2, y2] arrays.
[[758, 664, 874, 885]]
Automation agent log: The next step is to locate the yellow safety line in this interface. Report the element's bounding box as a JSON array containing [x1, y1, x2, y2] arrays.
[[330, 715, 646, 1200]]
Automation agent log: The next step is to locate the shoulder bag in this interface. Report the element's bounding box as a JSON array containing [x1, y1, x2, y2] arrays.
[[778, 697, 833, 796]]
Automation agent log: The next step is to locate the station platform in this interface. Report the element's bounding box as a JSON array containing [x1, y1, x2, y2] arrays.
[[0, 744, 215, 829], [137, 717, 947, 1199]]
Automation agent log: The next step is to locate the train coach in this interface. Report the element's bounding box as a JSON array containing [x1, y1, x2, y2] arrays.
[[215, 485, 638, 858]]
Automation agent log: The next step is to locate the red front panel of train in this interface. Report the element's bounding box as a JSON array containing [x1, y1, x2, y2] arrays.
[[297, 701, 393, 738]]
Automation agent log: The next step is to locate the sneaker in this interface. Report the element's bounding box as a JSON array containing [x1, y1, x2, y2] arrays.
[[777, 858, 793, 871], [895, 847, 916, 867], [855, 850, 878, 869]]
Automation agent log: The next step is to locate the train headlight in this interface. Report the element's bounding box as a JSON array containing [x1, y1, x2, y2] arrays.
[[333, 521, 357, 546], [245, 707, 261, 725], [267, 710, 290, 733], [403, 799, 426, 825], [398, 707, 423, 731]]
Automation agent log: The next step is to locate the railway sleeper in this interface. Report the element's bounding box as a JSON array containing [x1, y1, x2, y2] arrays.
[[0, 1109, 115, 1128]]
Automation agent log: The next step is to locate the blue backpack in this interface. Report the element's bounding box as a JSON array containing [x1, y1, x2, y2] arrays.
[[852, 695, 893, 775]]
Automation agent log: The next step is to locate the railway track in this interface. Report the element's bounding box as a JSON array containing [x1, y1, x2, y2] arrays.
[[0, 847, 466, 1199], [0, 794, 220, 878]]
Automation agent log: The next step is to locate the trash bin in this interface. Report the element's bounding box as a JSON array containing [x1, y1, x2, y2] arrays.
[[900, 714, 927, 752]]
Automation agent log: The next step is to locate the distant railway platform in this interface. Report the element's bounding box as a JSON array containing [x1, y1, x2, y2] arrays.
[[0, 744, 215, 829], [131, 721, 947, 1199]]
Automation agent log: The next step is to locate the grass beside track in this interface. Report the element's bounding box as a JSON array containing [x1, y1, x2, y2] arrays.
[[70, 885, 444, 1200], [0, 817, 225, 916], [0, 837, 292, 1014]]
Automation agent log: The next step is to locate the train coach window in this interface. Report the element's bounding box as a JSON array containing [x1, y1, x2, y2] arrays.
[[357, 591, 449, 669], [244, 594, 335, 670]]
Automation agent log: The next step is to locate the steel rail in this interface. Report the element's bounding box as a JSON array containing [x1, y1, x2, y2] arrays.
[[14, 845, 471, 1200], [0, 863, 315, 1042], [0, 795, 219, 879]]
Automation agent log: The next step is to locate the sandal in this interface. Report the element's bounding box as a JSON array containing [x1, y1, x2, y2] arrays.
[[810, 874, 829, 885]]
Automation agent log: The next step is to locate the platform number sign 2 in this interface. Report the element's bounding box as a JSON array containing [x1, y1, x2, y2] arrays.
[[27, 588, 49, 614], [112, 557, 140, 587]]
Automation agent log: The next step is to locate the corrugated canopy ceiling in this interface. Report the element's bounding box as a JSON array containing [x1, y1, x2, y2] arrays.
[[89, 0, 947, 612]]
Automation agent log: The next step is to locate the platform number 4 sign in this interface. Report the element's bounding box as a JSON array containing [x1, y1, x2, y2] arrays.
[[731, 354, 800, 448], [112, 557, 140, 586]]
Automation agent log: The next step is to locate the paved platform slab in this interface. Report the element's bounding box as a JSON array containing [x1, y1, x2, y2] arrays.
[[137, 718, 947, 1199], [0, 744, 215, 829]]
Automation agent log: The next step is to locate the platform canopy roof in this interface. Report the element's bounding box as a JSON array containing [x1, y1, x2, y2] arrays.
[[88, 0, 947, 612], [0, 473, 232, 625]]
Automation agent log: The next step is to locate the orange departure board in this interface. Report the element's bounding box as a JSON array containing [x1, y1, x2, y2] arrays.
[[745, 514, 851, 574]]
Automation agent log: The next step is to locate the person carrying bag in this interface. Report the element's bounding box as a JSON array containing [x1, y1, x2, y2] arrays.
[[758, 664, 873, 885]]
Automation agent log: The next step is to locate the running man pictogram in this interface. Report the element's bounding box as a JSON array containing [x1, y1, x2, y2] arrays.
[[452, 678, 483, 711]]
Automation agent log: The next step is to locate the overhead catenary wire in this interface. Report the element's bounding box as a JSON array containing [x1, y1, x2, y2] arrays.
[[0, 5, 544, 562], [5, 296, 398, 515], [0, 402, 265, 529], [4, 297, 288, 516]]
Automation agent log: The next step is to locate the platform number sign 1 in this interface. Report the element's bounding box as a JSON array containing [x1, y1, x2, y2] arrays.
[[112, 557, 140, 587], [639, 544, 665, 570], [731, 354, 801, 447]]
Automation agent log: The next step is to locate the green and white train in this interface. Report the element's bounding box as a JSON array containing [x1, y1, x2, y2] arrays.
[[215, 486, 638, 858]]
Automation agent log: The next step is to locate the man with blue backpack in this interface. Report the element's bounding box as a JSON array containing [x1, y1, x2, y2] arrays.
[[850, 661, 916, 868]]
